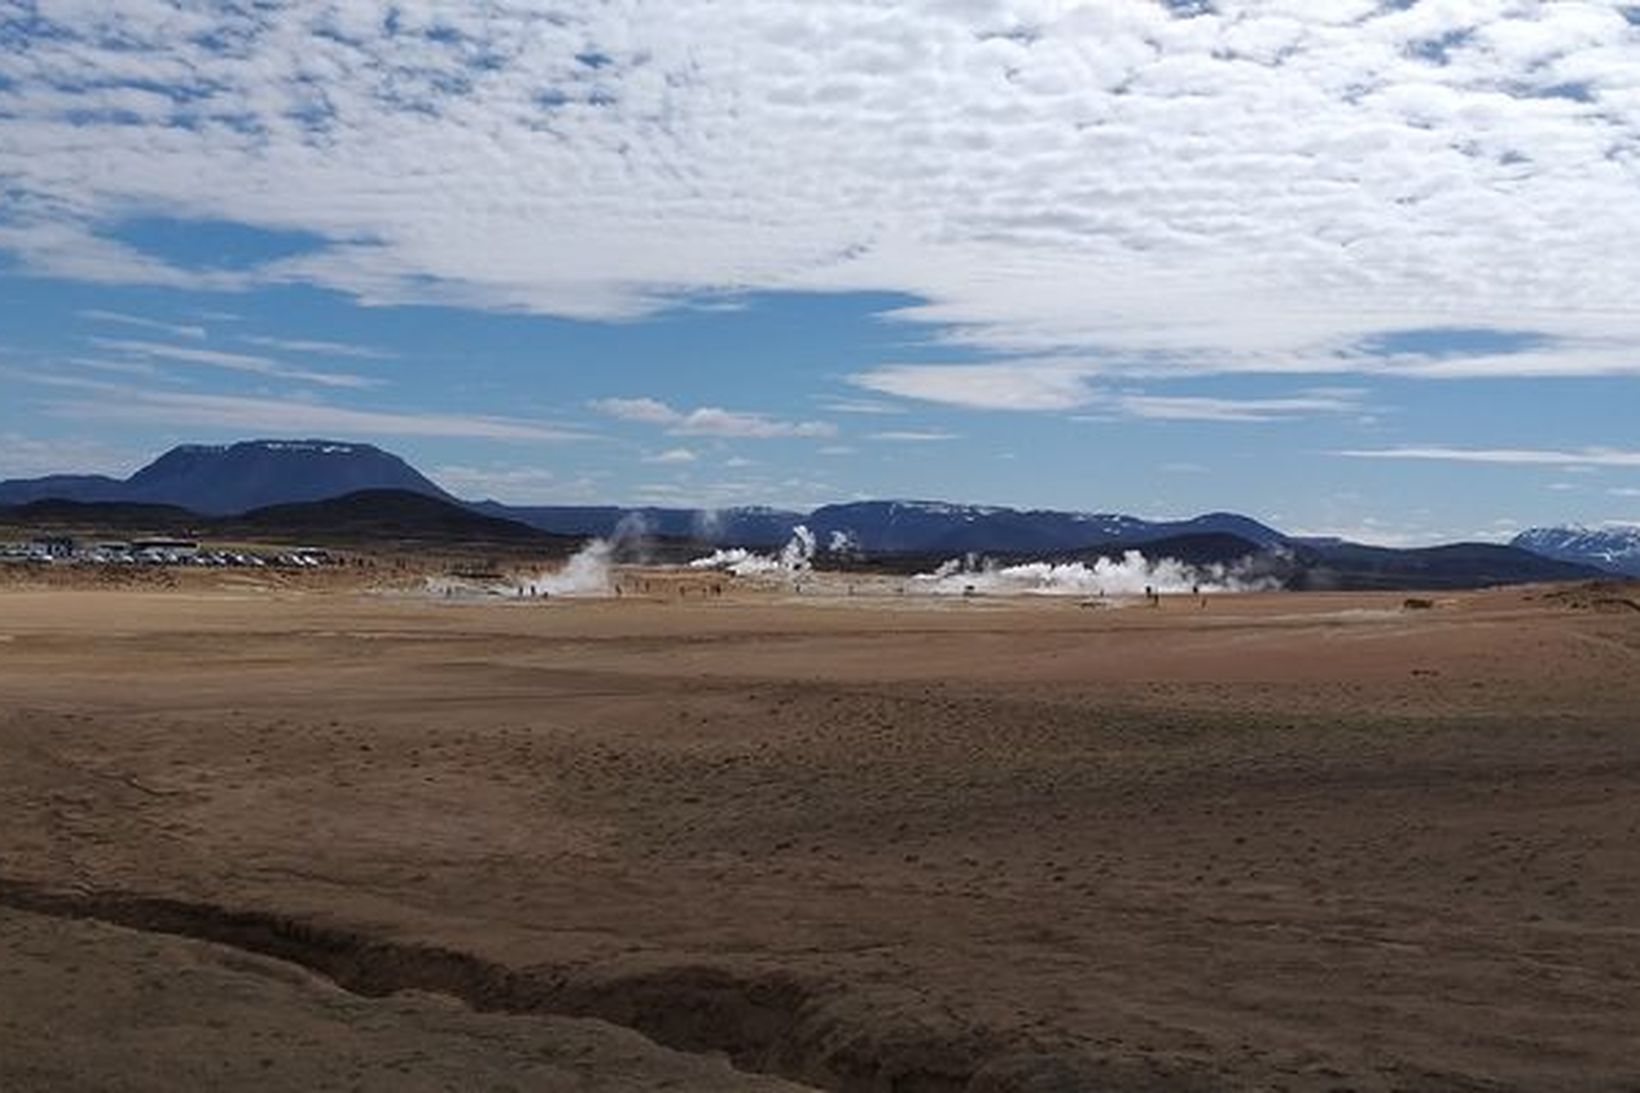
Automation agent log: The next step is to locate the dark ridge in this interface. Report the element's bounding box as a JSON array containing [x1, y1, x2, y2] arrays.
[[1288, 540, 1609, 590], [0, 473, 125, 507], [0, 498, 202, 531], [1065, 531, 1267, 568], [225, 489, 571, 545], [0, 876, 1153, 1093], [1, 491, 584, 551]]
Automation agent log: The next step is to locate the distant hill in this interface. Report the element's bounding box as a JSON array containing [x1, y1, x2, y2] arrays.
[[0, 440, 450, 515], [1512, 525, 1640, 577], [0, 473, 127, 507], [225, 490, 562, 544], [1071, 532, 1271, 569], [1287, 540, 1607, 590], [0, 498, 202, 534], [1, 490, 576, 550]]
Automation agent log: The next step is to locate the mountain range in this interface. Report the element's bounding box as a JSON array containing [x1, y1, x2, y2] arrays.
[[0, 438, 1624, 587], [471, 498, 1289, 554], [1509, 525, 1640, 577]]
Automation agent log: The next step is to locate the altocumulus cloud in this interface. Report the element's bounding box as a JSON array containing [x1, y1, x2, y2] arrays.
[[4, 1, 1640, 394]]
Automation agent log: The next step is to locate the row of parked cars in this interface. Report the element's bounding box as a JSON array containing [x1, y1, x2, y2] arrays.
[[1, 537, 334, 568]]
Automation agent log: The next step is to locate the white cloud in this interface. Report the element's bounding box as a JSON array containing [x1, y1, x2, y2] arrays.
[[629, 474, 839, 509], [5, 2, 1640, 382], [1337, 446, 1640, 467], [868, 430, 959, 442], [856, 360, 1368, 417], [0, 432, 141, 478], [673, 408, 836, 439], [1285, 521, 1458, 549], [815, 397, 907, 415], [78, 309, 205, 340], [590, 397, 835, 438], [429, 464, 578, 503], [89, 337, 373, 389], [646, 447, 698, 464], [1113, 392, 1365, 422], [853, 362, 1096, 411], [241, 335, 395, 360], [589, 397, 679, 424]]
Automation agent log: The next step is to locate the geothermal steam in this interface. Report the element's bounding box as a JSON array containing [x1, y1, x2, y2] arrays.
[[515, 513, 656, 597], [689, 525, 816, 578], [911, 551, 1272, 597], [519, 538, 615, 597]]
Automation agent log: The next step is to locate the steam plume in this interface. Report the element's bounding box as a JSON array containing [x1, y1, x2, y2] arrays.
[[910, 551, 1273, 597], [689, 525, 816, 578], [520, 539, 615, 597]]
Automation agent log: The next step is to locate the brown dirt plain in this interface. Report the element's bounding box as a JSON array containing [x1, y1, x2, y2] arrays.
[[0, 569, 1637, 1092]]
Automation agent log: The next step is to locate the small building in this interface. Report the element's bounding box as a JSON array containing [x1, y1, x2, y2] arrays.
[[131, 538, 199, 563]]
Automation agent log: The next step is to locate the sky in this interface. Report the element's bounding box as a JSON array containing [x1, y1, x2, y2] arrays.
[[3, 1, 1640, 545]]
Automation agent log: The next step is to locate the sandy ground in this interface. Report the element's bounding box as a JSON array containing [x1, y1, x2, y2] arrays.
[[0, 577, 1637, 1091]]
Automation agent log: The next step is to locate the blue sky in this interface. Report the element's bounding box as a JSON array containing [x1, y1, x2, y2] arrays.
[[4, 1, 1640, 544]]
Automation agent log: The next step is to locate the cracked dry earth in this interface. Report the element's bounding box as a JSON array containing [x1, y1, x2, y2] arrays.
[[1, 585, 1638, 1092]]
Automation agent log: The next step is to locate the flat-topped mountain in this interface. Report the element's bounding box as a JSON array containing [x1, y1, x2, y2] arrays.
[[0, 440, 450, 515]]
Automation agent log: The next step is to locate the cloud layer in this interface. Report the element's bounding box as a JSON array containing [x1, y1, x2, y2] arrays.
[[5, 0, 1640, 401]]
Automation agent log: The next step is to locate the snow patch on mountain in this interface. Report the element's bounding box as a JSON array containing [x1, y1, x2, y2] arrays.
[[1512, 525, 1640, 576]]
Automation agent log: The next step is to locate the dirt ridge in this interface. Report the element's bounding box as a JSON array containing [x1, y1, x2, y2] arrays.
[[0, 875, 1111, 1093]]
